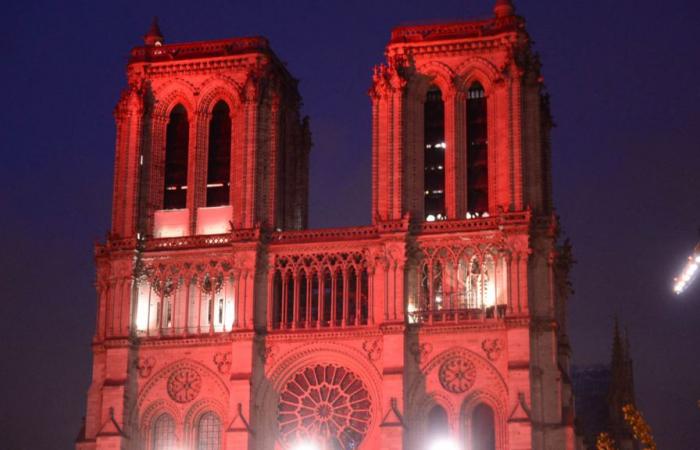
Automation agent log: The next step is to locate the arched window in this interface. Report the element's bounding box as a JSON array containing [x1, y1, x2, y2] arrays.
[[467, 83, 488, 214], [152, 413, 176, 450], [206, 101, 231, 207], [471, 404, 496, 450], [164, 104, 189, 210], [428, 405, 450, 436], [424, 86, 446, 221], [196, 412, 221, 450]]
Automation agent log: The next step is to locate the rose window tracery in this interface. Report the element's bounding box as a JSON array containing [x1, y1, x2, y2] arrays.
[[278, 364, 372, 449], [167, 368, 201, 403], [439, 357, 477, 394]]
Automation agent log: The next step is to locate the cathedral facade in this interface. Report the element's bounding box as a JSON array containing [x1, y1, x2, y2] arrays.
[[76, 1, 578, 449]]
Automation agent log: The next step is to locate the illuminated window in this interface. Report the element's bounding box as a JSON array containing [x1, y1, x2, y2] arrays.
[[467, 83, 488, 214], [163, 104, 189, 210], [471, 404, 495, 450], [206, 101, 231, 207], [458, 255, 496, 309], [424, 86, 446, 220], [152, 414, 176, 450], [196, 412, 221, 450]]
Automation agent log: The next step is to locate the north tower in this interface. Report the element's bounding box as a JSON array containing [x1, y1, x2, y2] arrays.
[[77, 2, 578, 450]]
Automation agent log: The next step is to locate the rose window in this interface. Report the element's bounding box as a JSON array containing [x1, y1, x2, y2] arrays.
[[439, 357, 476, 394], [167, 368, 202, 403], [278, 364, 372, 449]]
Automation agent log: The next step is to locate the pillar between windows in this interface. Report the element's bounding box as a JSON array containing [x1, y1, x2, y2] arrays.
[[192, 110, 212, 235], [185, 113, 198, 236], [443, 87, 459, 220], [147, 114, 168, 236], [453, 90, 468, 218]]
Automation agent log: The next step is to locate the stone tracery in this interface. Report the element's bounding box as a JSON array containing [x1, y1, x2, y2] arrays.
[[411, 241, 509, 324], [269, 251, 371, 330], [277, 364, 372, 449], [439, 356, 477, 394]]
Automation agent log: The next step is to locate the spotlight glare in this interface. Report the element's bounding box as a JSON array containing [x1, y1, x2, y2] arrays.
[[428, 437, 460, 450], [291, 441, 320, 450]]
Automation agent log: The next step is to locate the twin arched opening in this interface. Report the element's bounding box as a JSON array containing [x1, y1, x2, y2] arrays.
[[151, 411, 222, 450], [162, 100, 232, 211], [424, 403, 496, 450]]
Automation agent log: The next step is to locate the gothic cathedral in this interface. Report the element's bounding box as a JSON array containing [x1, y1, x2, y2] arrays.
[[76, 1, 579, 449]]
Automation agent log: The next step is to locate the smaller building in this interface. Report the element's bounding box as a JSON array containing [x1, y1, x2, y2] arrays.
[[573, 320, 637, 450]]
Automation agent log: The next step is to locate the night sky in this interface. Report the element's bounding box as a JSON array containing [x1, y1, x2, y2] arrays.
[[1, 1, 699, 449]]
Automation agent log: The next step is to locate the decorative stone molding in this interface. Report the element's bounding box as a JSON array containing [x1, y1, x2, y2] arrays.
[[135, 356, 156, 378], [362, 338, 383, 362], [167, 367, 202, 403], [438, 356, 477, 394], [213, 352, 232, 374], [482, 338, 504, 361]]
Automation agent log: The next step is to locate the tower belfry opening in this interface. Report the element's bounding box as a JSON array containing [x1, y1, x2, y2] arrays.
[[424, 86, 446, 221], [467, 82, 488, 214], [206, 101, 231, 207]]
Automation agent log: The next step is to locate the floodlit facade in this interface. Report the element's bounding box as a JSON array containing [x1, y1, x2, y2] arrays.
[[76, 1, 579, 449]]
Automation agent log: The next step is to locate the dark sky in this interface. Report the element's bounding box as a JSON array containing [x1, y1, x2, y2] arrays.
[[1, 0, 699, 449]]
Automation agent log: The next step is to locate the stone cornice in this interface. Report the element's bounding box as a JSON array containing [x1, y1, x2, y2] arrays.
[[411, 320, 508, 335], [129, 36, 270, 64], [265, 327, 385, 343], [389, 16, 524, 45], [389, 36, 516, 59]]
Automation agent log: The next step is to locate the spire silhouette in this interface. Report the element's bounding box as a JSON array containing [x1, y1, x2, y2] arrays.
[[144, 17, 164, 46]]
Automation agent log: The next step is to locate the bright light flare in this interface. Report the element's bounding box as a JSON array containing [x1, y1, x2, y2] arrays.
[[428, 437, 460, 450], [290, 441, 321, 450], [673, 249, 700, 294]]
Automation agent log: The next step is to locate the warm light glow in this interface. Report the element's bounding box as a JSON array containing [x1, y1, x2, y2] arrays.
[[154, 209, 190, 238], [428, 437, 460, 450], [290, 441, 321, 450], [135, 283, 151, 332], [196, 205, 232, 235], [407, 302, 418, 324], [426, 215, 436, 222], [224, 298, 235, 330]]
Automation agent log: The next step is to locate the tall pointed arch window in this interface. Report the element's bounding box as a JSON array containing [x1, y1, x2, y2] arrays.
[[196, 412, 222, 450], [424, 86, 446, 221], [164, 104, 189, 210], [467, 83, 488, 214], [471, 403, 496, 450], [152, 413, 176, 450], [206, 101, 231, 206], [426, 404, 450, 449], [428, 405, 449, 435]]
